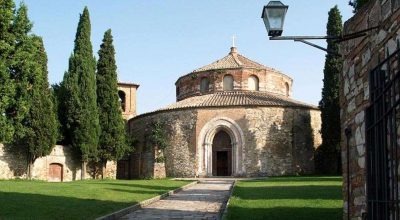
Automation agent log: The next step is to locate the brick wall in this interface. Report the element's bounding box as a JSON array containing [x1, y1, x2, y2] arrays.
[[175, 68, 292, 101]]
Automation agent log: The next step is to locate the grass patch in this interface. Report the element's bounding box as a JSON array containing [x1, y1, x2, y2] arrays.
[[225, 176, 342, 220], [0, 179, 190, 219]]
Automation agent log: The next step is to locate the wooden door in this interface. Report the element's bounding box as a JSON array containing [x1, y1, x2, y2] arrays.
[[217, 151, 228, 176], [48, 163, 63, 182]]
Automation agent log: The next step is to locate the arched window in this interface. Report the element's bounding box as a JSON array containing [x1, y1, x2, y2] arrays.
[[248, 75, 259, 91], [118, 90, 126, 112], [223, 75, 234, 91], [285, 82, 290, 96], [200, 77, 210, 93]]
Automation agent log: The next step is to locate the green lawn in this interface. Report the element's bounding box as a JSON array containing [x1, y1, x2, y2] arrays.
[[0, 179, 190, 219], [225, 176, 343, 220]]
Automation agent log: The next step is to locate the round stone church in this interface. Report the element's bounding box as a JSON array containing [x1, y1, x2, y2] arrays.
[[123, 47, 321, 178]]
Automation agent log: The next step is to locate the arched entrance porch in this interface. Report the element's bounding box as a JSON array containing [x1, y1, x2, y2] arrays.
[[197, 117, 245, 177]]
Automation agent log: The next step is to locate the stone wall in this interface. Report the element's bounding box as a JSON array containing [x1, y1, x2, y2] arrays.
[[196, 107, 321, 176], [128, 110, 198, 178], [0, 144, 117, 181], [340, 0, 400, 219], [176, 68, 293, 101], [128, 106, 321, 178]]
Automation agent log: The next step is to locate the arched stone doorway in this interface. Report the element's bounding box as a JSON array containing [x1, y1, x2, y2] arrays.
[[212, 130, 232, 176], [197, 117, 245, 177]]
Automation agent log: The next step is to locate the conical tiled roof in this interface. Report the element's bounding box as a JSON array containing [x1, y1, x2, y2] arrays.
[[192, 47, 275, 72], [162, 91, 317, 110], [131, 91, 318, 120]]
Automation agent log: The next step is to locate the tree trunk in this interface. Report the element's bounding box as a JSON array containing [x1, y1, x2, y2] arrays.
[[27, 160, 34, 180], [81, 161, 86, 180], [101, 160, 106, 180]]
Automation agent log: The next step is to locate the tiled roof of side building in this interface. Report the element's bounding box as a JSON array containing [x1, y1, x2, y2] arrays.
[[118, 81, 140, 87], [130, 91, 319, 120]]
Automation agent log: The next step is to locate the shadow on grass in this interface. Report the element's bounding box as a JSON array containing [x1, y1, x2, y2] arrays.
[[107, 188, 171, 194], [233, 185, 342, 200], [226, 206, 342, 220], [0, 192, 132, 219], [243, 176, 342, 183], [99, 182, 189, 191]]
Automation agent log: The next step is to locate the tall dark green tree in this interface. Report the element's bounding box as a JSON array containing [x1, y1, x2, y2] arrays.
[[96, 29, 129, 178], [316, 6, 343, 174], [0, 0, 16, 142], [10, 3, 34, 141], [23, 36, 58, 178], [1, 3, 58, 178], [51, 83, 66, 143], [62, 7, 99, 179]]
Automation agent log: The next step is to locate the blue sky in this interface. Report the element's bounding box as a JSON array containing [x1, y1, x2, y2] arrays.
[[19, 1, 353, 114]]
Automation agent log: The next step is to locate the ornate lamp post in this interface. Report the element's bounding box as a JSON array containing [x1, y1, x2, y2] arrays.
[[261, 1, 379, 54]]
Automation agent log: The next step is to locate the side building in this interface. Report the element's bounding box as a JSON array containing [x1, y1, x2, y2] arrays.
[[0, 81, 139, 182]]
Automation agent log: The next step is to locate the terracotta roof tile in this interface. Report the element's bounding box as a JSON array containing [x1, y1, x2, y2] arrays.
[[130, 91, 318, 120], [161, 91, 318, 110], [193, 48, 270, 72]]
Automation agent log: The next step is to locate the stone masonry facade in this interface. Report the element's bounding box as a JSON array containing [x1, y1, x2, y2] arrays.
[[127, 107, 321, 178], [340, 0, 400, 219]]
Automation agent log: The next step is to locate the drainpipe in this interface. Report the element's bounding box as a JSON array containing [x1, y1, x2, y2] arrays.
[[345, 127, 352, 220]]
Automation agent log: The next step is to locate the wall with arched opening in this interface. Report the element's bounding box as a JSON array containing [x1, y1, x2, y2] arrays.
[[175, 68, 293, 101], [248, 75, 260, 91], [223, 75, 234, 91], [118, 90, 126, 112]]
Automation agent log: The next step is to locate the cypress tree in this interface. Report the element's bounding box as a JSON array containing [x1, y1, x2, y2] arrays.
[[2, 3, 58, 178], [317, 6, 342, 174], [0, 0, 16, 142], [96, 29, 129, 178], [23, 36, 58, 178], [10, 3, 34, 141], [51, 83, 65, 143], [62, 7, 99, 179]]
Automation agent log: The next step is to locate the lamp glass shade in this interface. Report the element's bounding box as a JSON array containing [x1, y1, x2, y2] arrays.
[[262, 1, 288, 37]]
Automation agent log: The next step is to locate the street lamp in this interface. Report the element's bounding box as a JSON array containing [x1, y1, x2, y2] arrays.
[[261, 1, 379, 54], [261, 1, 288, 37]]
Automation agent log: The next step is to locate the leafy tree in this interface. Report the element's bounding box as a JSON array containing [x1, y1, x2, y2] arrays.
[[149, 121, 167, 163], [23, 36, 58, 178], [0, 0, 16, 142], [62, 7, 100, 179], [96, 29, 129, 178], [316, 6, 343, 174], [349, 0, 370, 12]]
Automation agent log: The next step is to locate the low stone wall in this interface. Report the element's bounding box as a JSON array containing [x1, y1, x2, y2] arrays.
[[0, 144, 116, 181]]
